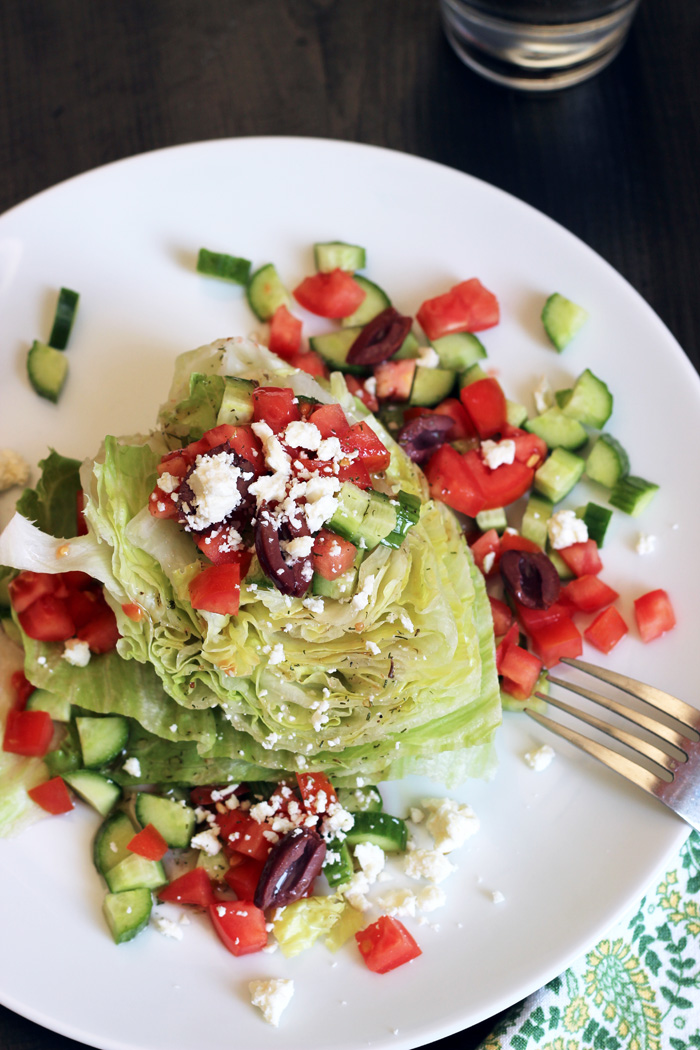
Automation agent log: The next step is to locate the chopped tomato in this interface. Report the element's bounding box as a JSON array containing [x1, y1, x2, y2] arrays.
[[584, 605, 629, 654], [502, 425, 548, 470], [76, 601, 119, 653], [308, 403, 350, 439], [495, 622, 520, 673], [470, 529, 500, 575], [8, 571, 57, 614], [312, 529, 357, 580], [342, 421, 391, 472], [634, 589, 676, 643], [355, 915, 422, 974], [433, 397, 476, 440], [558, 539, 603, 577], [28, 776, 74, 815], [424, 444, 486, 518], [373, 359, 416, 401], [148, 487, 180, 519], [18, 595, 75, 642], [416, 278, 500, 341], [193, 531, 253, 569], [287, 349, 329, 378], [218, 810, 273, 862], [157, 450, 190, 477], [224, 426, 265, 470], [514, 599, 569, 634], [560, 574, 619, 613], [500, 644, 543, 701], [268, 303, 303, 360], [460, 377, 507, 439], [128, 823, 169, 862], [499, 531, 543, 555], [345, 375, 379, 413], [209, 900, 268, 956], [3, 709, 54, 757], [188, 563, 241, 616], [251, 386, 301, 433], [158, 868, 216, 907], [297, 771, 338, 813], [224, 856, 265, 900], [293, 268, 366, 318], [334, 456, 373, 490], [68, 588, 102, 629], [463, 450, 534, 510], [488, 595, 513, 636], [10, 670, 35, 710], [529, 615, 583, 668], [189, 784, 240, 807]]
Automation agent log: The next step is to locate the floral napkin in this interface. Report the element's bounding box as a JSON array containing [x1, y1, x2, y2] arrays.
[[479, 831, 700, 1050]]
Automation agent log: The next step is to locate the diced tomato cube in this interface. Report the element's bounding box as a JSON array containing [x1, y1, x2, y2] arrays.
[[502, 425, 548, 470], [584, 605, 629, 654], [345, 375, 379, 413], [188, 562, 241, 617], [157, 450, 190, 477], [128, 823, 169, 862], [433, 397, 476, 440], [218, 810, 274, 862], [634, 589, 676, 643], [514, 599, 569, 635], [416, 278, 500, 341], [529, 615, 583, 668], [499, 531, 543, 555], [355, 915, 422, 974], [18, 595, 76, 642], [293, 269, 366, 318], [342, 421, 391, 472], [334, 456, 373, 490], [158, 867, 216, 907], [296, 771, 338, 813], [28, 776, 74, 815], [209, 900, 268, 956], [3, 709, 54, 757], [460, 378, 507, 439], [224, 856, 265, 900], [495, 622, 520, 673], [424, 444, 486, 518], [269, 303, 303, 360], [488, 595, 513, 636], [463, 450, 534, 510], [287, 349, 329, 378], [308, 403, 350, 439], [470, 529, 500, 575], [193, 530, 252, 569], [500, 645, 543, 700], [373, 359, 416, 401], [558, 539, 603, 577], [148, 485, 180, 519], [76, 601, 120, 654], [8, 571, 57, 614], [560, 574, 619, 613], [251, 386, 301, 433], [312, 529, 357, 580], [10, 670, 35, 710]]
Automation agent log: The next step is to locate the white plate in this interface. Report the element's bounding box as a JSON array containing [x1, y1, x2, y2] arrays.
[[0, 138, 698, 1050]]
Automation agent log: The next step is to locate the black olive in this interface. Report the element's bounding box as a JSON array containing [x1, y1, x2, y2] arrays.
[[397, 413, 454, 464], [255, 501, 313, 597], [345, 307, 413, 366], [499, 548, 561, 609], [254, 826, 326, 910]]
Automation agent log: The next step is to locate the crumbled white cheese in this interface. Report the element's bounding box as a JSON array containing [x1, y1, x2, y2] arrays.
[[62, 638, 92, 667], [183, 450, 244, 530], [482, 551, 496, 575], [190, 829, 221, 856], [284, 419, 322, 451], [354, 841, 385, 884], [350, 574, 376, 613], [533, 375, 554, 415], [281, 535, 315, 560], [524, 744, 555, 771], [302, 595, 325, 614], [0, 448, 30, 491], [152, 914, 184, 940], [421, 797, 480, 853], [409, 807, 424, 824], [122, 756, 142, 778], [156, 471, 179, 494], [491, 889, 506, 904], [377, 887, 417, 917], [267, 643, 285, 666], [635, 532, 656, 555], [404, 848, 456, 884], [417, 884, 446, 913], [365, 640, 381, 656], [416, 345, 441, 369], [303, 474, 341, 532], [251, 421, 293, 475], [481, 438, 516, 469], [248, 978, 294, 1027], [547, 509, 588, 550]]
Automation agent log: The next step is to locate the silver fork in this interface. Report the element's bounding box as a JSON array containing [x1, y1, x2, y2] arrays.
[[526, 657, 700, 833]]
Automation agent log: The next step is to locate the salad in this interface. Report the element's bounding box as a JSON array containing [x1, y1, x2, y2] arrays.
[[0, 240, 673, 1025]]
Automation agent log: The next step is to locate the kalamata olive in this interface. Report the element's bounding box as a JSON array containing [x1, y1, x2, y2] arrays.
[[346, 306, 413, 366], [397, 413, 454, 464], [177, 444, 257, 534], [254, 826, 326, 910], [499, 548, 561, 610], [255, 502, 313, 597]]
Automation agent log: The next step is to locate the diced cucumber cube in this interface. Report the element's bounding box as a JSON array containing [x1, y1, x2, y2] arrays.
[[585, 433, 630, 488], [25, 688, 71, 722], [525, 407, 588, 450], [196, 249, 251, 285], [340, 276, 390, 327], [608, 475, 659, 517], [76, 716, 129, 768], [476, 507, 508, 533], [541, 292, 589, 351], [521, 494, 553, 548], [313, 241, 366, 273], [581, 502, 613, 546], [559, 368, 613, 428], [103, 887, 153, 944], [64, 769, 122, 817], [534, 448, 585, 503], [430, 332, 486, 372], [246, 263, 290, 321]]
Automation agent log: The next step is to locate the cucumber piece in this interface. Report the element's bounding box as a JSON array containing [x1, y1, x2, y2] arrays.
[[525, 407, 588, 450], [323, 839, 354, 888], [344, 811, 408, 852], [326, 483, 389, 550], [608, 475, 659, 516], [216, 376, 256, 425], [585, 433, 630, 488], [309, 328, 367, 376], [134, 792, 196, 848], [27, 340, 68, 402], [547, 546, 575, 580], [555, 388, 572, 408], [48, 287, 80, 350], [336, 785, 383, 813], [25, 688, 71, 722], [581, 502, 613, 546], [380, 490, 421, 549], [105, 852, 167, 894], [312, 567, 358, 600], [94, 811, 137, 876], [458, 362, 488, 388], [246, 263, 290, 321], [391, 331, 421, 361], [476, 507, 508, 533], [521, 494, 553, 548], [103, 887, 153, 944], [505, 399, 528, 428], [559, 368, 613, 428], [64, 769, 122, 816], [408, 366, 456, 407], [45, 721, 82, 776], [340, 276, 391, 328], [534, 448, 585, 503], [313, 241, 366, 273], [541, 292, 588, 351], [196, 248, 251, 285], [76, 716, 129, 768], [430, 332, 486, 372], [196, 848, 229, 883]]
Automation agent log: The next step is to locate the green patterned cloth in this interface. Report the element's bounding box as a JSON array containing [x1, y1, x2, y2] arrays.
[[480, 832, 700, 1050]]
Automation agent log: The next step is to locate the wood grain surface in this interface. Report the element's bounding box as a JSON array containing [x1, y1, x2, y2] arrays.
[[0, 2, 698, 1048]]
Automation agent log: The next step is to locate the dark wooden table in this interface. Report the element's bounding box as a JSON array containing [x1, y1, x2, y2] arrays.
[[0, 2, 697, 1048]]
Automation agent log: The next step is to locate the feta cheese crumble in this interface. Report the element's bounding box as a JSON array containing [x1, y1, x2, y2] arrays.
[[421, 797, 480, 853], [0, 448, 30, 492], [635, 532, 656, 555], [547, 509, 588, 550], [248, 978, 294, 1026], [403, 848, 456, 884], [481, 438, 516, 469], [182, 450, 244, 530], [122, 757, 142, 778], [62, 638, 91, 667], [524, 744, 555, 771]]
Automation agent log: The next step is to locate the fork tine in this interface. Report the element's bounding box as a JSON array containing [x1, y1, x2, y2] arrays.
[[537, 692, 678, 774], [545, 674, 689, 762], [560, 657, 700, 739], [526, 706, 667, 797]]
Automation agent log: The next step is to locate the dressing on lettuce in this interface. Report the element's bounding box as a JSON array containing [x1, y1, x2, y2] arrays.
[[0, 337, 501, 797]]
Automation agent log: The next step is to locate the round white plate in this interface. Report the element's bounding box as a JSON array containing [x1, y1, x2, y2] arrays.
[[0, 138, 697, 1050]]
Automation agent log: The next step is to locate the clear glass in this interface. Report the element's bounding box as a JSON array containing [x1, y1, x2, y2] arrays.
[[440, 0, 641, 91]]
